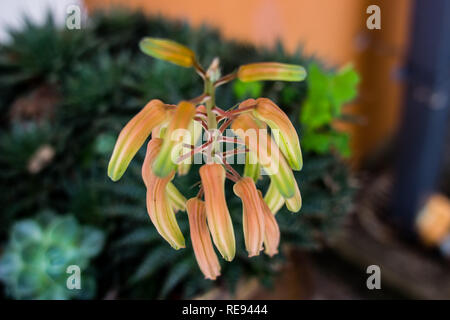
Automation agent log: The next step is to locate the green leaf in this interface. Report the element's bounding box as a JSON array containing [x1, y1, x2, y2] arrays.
[[300, 99, 333, 130], [300, 63, 359, 156], [130, 246, 178, 284], [330, 65, 359, 107], [0, 251, 21, 280], [21, 243, 44, 264], [301, 131, 332, 154], [79, 227, 106, 258], [11, 220, 42, 246], [233, 79, 263, 100], [302, 131, 351, 157], [48, 216, 79, 245], [113, 227, 161, 248], [45, 245, 69, 278], [159, 258, 192, 298], [16, 268, 42, 298]]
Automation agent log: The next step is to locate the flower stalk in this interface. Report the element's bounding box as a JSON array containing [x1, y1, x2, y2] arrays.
[[107, 38, 307, 279]]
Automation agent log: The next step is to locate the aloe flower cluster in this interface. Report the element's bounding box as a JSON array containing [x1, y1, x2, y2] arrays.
[[108, 38, 306, 280]]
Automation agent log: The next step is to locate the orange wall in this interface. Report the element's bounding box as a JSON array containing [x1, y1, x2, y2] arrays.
[[85, 0, 365, 65], [84, 0, 412, 163]]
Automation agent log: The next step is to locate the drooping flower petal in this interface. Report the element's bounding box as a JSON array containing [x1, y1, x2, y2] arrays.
[[285, 179, 302, 213], [199, 164, 236, 261], [177, 118, 203, 176], [243, 151, 261, 182], [142, 138, 163, 186], [152, 101, 196, 178], [238, 99, 263, 126], [253, 98, 303, 170], [258, 192, 280, 257], [186, 198, 221, 280], [152, 125, 166, 139], [142, 138, 185, 249], [233, 177, 265, 257], [167, 182, 187, 212], [152, 107, 177, 139], [264, 180, 285, 214], [146, 175, 185, 249], [231, 113, 296, 198], [108, 99, 167, 181], [237, 62, 306, 82], [238, 100, 261, 182], [139, 38, 196, 67]]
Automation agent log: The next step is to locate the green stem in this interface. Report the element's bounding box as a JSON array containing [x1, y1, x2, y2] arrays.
[[204, 79, 217, 129]]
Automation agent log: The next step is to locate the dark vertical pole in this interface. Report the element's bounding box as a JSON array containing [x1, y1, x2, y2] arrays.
[[393, 0, 450, 231]]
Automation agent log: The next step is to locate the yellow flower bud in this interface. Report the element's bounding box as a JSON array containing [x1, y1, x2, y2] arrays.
[[258, 191, 280, 257], [152, 101, 196, 178], [177, 115, 203, 176], [264, 180, 285, 214], [234, 178, 265, 257], [285, 179, 302, 213], [231, 113, 296, 198], [108, 99, 167, 181], [199, 164, 236, 261], [243, 151, 261, 182], [187, 198, 221, 280], [139, 38, 195, 67], [142, 138, 185, 249], [253, 98, 303, 170], [237, 62, 306, 82], [167, 182, 187, 212]]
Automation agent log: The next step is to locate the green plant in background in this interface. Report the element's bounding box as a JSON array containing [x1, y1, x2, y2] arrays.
[[0, 10, 356, 299], [300, 63, 359, 157], [233, 79, 263, 100], [0, 212, 105, 299]]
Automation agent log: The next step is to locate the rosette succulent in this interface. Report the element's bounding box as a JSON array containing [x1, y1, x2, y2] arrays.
[[0, 212, 105, 299]]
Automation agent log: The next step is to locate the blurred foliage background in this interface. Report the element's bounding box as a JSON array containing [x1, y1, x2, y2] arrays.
[[0, 10, 357, 299]]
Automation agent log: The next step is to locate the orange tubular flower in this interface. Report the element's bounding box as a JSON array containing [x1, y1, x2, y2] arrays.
[[258, 192, 280, 257], [239, 99, 263, 182], [166, 182, 187, 212], [142, 138, 185, 250], [243, 151, 261, 182], [108, 99, 167, 181], [186, 198, 221, 280], [177, 110, 203, 176], [253, 98, 303, 171], [199, 164, 236, 261], [109, 37, 309, 280], [233, 177, 265, 257], [139, 38, 196, 68], [237, 62, 307, 82], [152, 101, 196, 178], [231, 113, 296, 199], [142, 135, 187, 212], [286, 179, 302, 213], [264, 180, 285, 214]]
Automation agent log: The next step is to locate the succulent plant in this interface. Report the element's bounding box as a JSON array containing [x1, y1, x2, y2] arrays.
[[108, 38, 307, 279], [0, 211, 105, 299], [0, 10, 356, 298]]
